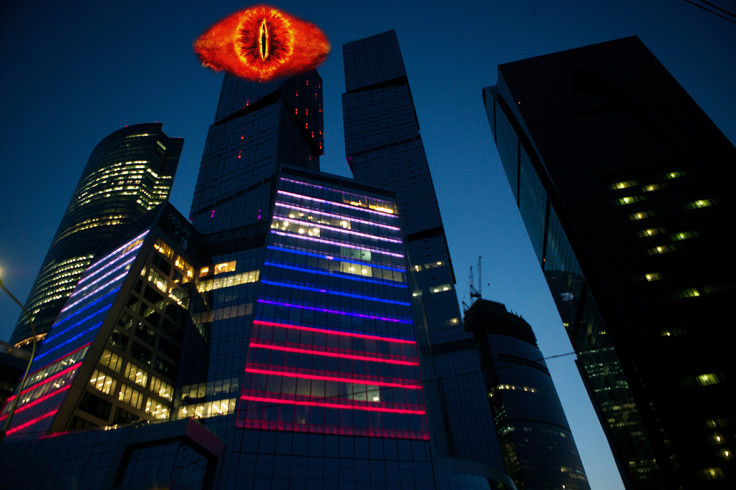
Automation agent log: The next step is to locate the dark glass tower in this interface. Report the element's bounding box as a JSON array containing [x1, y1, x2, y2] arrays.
[[10, 123, 183, 347], [465, 299, 589, 490], [342, 31, 501, 469], [483, 36, 736, 488]]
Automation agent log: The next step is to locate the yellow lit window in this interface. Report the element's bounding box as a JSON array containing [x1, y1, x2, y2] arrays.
[[125, 363, 149, 388], [648, 245, 675, 255], [666, 171, 686, 179], [639, 228, 664, 237], [629, 211, 651, 221], [612, 180, 636, 190], [200, 266, 210, 277], [214, 260, 236, 275], [643, 184, 661, 192], [671, 231, 699, 241], [644, 273, 661, 282]]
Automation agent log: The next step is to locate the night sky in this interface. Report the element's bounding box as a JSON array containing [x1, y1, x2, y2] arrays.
[[1, 1, 734, 487]]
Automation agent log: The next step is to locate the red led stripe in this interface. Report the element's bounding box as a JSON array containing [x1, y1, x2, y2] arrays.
[[26, 342, 91, 379], [17, 363, 80, 399], [252, 319, 416, 345], [248, 342, 419, 366], [241, 395, 426, 414], [245, 366, 422, 389], [0, 385, 71, 421], [6, 409, 59, 435]]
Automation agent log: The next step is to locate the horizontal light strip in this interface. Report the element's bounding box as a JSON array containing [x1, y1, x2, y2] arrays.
[[241, 395, 425, 414], [273, 214, 402, 243], [26, 342, 91, 381], [52, 288, 119, 329], [261, 280, 411, 306], [42, 303, 113, 347], [246, 367, 421, 389], [264, 261, 407, 288], [248, 342, 419, 366], [6, 409, 59, 436], [66, 254, 136, 304], [257, 299, 413, 324], [267, 246, 405, 272], [35, 321, 104, 362], [275, 202, 400, 230], [0, 385, 71, 421], [17, 363, 80, 399], [76, 230, 148, 287], [280, 178, 397, 211], [253, 320, 416, 344], [61, 270, 128, 314], [277, 190, 398, 218], [271, 231, 404, 258]]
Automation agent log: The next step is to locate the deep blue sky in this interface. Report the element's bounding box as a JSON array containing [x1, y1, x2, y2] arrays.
[[1, 1, 734, 487]]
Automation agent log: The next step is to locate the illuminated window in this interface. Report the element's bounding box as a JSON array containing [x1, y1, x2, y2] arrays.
[[721, 449, 732, 460], [702, 467, 724, 480], [648, 245, 675, 255], [197, 270, 260, 293], [617, 195, 644, 205], [612, 180, 636, 190], [672, 231, 699, 241], [676, 288, 701, 299], [430, 284, 451, 294], [99, 349, 123, 372], [697, 373, 720, 386], [214, 260, 237, 274], [687, 199, 715, 209], [643, 184, 662, 192], [124, 363, 148, 388], [644, 273, 661, 282], [666, 171, 686, 179], [638, 228, 664, 237], [629, 211, 652, 221], [89, 370, 116, 395], [199, 266, 210, 277], [118, 385, 143, 409]]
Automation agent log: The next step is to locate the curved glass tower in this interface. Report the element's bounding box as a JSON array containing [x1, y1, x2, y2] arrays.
[[465, 299, 590, 490], [10, 123, 183, 347]]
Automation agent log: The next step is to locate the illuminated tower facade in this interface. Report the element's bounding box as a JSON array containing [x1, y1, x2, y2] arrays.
[[10, 123, 182, 347], [483, 36, 736, 488], [342, 31, 501, 469]]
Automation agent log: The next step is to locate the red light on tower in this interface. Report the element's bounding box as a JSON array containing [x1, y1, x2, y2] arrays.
[[194, 5, 330, 81]]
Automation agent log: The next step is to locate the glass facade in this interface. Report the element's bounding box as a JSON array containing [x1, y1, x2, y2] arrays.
[[466, 300, 589, 490], [10, 123, 182, 347], [342, 30, 501, 470], [483, 36, 736, 488]]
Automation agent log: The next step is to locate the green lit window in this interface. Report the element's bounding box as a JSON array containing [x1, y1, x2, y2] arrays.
[[697, 373, 720, 386], [671, 231, 699, 241], [644, 272, 661, 282], [676, 288, 701, 298], [617, 195, 644, 206], [666, 171, 686, 179], [643, 184, 662, 192], [687, 199, 715, 209], [648, 245, 675, 255]]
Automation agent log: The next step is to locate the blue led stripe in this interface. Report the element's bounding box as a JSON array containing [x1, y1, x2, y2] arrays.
[[42, 302, 114, 346], [264, 261, 407, 288], [257, 299, 413, 324], [267, 246, 405, 272], [52, 288, 120, 329], [35, 321, 105, 362], [61, 269, 129, 315], [261, 280, 411, 306], [65, 255, 137, 304], [76, 230, 148, 287]]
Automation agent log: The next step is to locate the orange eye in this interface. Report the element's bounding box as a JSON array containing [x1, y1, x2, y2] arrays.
[[194, 5, 330, 81]]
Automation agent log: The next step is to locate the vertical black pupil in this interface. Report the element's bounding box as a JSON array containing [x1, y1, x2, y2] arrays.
[[261, 23, 268, 59]]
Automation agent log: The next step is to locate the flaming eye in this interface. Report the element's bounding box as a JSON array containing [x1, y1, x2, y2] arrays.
[[194, 5, 330, 81]]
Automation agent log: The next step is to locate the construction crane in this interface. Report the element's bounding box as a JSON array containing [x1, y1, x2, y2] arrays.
[[469, 256, 482, 303]]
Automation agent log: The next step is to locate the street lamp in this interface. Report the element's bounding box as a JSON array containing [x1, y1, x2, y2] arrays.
[[0, 275, 37, 442]]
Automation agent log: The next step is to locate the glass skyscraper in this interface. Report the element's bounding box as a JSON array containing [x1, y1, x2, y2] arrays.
[[342, 30, 501, 470], [483, 36, 735, 488], [10, 123, 183, 348], [465, 299, 589, 490]]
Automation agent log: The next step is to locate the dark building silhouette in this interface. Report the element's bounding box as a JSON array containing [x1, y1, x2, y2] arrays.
[[10, 123, 183, 347], [343, 30, 502, 470], [465, 299, 589, 490], [483, 36, 736, 488]]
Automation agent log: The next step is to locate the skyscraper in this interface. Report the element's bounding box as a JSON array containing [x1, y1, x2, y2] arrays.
[[483, 36, 736, 488], [465, 299, 589, 490], [343, 30, 501, 469], [10, 123, 183, 347]]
